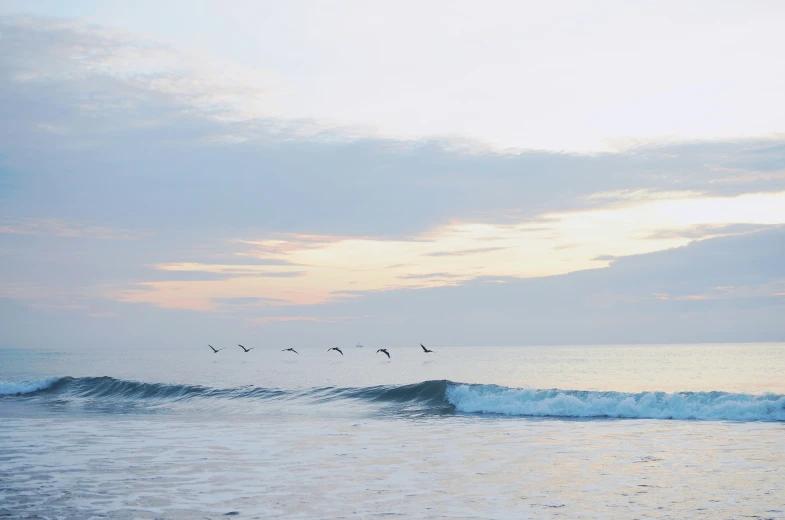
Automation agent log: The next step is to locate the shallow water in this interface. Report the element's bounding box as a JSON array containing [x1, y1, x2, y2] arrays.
[[2, 343, 784, 519]]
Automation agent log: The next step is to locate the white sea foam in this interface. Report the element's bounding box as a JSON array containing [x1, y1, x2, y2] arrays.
[[445, 384, 785, 421], [0, 377, 60, 396]]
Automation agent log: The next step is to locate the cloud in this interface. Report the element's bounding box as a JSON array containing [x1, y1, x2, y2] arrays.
[[2, 16, 785, 240], [0, 15, 272, 123], [653, 282, 785, 302], [111, 193, 785, 311], [247, 316, 356, 324], [585, 189, 703, 203], [643, 223, 771, 241], [152, 263, 306, 278], [211, 296, 287, 306], [1, 16, 784, 348], [398, 272, 463, 280], [141, 271, 240, 282], [287, 227, 785, 345], [426, 247, 510, 257], [715, 172, 785, 184], [2, 227, 783, 349], [0, 218, 143, 239]]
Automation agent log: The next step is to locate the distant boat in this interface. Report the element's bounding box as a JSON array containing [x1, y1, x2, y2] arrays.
[[356, 343, 363, 348]]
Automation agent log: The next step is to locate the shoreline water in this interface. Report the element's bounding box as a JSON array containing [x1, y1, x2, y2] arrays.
[[2, 343, 784, 519]]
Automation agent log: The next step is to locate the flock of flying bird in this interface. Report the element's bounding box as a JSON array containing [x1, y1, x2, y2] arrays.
[[207, 344, 435, 359]]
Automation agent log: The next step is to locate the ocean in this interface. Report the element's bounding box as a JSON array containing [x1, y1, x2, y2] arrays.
[[1, 343, 784, 519]]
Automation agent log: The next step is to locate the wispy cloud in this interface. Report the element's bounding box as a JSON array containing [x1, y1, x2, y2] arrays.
[[210, 296, 287, 306], [398, 272, 464, 280], [653, 282, 785, 302], [114, 191, 785, 312], [1, 15, 268, 122], [247, 315, 357, 324], [426, 247, 510, 257], [586, 189, 704, 203], [644, 223, 773, 241], [0, 218, 143, 239], [710, 169, 785, 184], [154, 263, 305, 278], [86, 312, 117, 318]]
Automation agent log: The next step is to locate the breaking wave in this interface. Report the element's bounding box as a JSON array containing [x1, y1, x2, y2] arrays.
[[445, 384, 785, 421], [2, 377, 784, 421], [0, 377, 62, 396]]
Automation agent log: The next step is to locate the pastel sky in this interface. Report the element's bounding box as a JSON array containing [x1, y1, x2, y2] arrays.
[[1, 1, 784, 349]]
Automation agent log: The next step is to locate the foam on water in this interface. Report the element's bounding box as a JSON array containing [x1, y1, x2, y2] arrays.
[[0, 377, 61, 396], [445, 384, 785, 421]]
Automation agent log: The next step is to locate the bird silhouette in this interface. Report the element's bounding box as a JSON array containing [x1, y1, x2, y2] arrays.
[[208, 344, 224, 353], [238, 344, 254, 353], [282, 348, 299, 354], [420, 344, 434, 353], [377, 348, 390, 359], [328, 347, 343, 355]]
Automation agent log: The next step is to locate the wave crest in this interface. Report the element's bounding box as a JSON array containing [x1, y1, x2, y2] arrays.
[[0, 377, 61, 396], [3, 377, 784, 421], [446, 384, 785, 421]]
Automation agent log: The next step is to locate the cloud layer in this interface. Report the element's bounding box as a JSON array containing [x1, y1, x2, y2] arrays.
[[1, 15, 784, 348]]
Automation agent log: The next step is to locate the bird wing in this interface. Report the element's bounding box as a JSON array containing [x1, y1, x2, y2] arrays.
[[384, 351, 390, 358], [421, 344, 427, 352]]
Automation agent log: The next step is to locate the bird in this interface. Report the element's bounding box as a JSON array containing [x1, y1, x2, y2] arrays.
[[238, 344, 254, 353], [377, 348, 390, 359], [282, 348, 299, 354], [420, 344, 434, 353], [208, 344, 224, 353], [328, 347, 343, 355]]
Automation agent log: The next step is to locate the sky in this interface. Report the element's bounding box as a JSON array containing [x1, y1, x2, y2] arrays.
[[1, 1, 784, 349]]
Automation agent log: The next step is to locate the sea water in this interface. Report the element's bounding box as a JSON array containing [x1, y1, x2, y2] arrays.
[[1, 343, 784, 519]]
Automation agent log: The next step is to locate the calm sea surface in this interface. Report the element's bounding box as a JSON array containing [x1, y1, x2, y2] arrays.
[[2, 343, 784, 519]]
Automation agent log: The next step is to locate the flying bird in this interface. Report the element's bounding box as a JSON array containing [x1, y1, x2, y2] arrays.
[[377, 348, 390, 359], [208, 344, 224, 353], [328, 347, 343, 355], [238, 344, 254, 353], [420, 344, 434, 353], [282, 348, 299, 354]]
